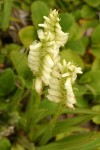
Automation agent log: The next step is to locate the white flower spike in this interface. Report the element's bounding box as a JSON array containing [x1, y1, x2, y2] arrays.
[[28, 9, 82, 108], [28, 9, 68, 93], [47, 60, 82, 108]]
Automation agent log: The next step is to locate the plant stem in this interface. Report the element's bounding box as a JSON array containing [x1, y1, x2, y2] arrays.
[[39, 103, 63, 145], [34, 94, 41, 108], [50, 102, 63, 128]]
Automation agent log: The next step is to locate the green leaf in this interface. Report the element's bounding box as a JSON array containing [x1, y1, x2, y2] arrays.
[[19, 26, 36, 47], [60, 13, 75, 32], [79, 70, 100, 94], [92, 58, 100, 70], [64, 107, 100, 115], [10, 50, 32, 82], [76, 96, 89, 108], [0, 68, 15, 97], [81, 36, 89, 49], [66, 40, 85, 55], [92, 105, 100, 124], [60, 49, 84, 69], [84, 0, 100, 7], [91, 48, 100, 58], [37, 132, 100, 150], [81, 5, 96, 19], [53, 115, 92, 136], [31, 1, 49, 28], [0, 0, 12, 30], [60, 13, 83, 40], [0, 138, 11, 150], [91, 25, 100, 48]]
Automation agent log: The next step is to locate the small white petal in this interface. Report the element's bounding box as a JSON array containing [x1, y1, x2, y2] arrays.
[[42, 69, 51, 80], [30, 43, 41, 50], [50, 77, 60, 86], [52, 70, 61, 78], [35, 77, 42, 94], [44, 55, 54, 67], [41, 76, 49, 85], [49, 83, 61, 91], [48, 89, 62, 97], [46, 95, 61, 103], [43, 16, 51, 24], [43, 64, 52, 73], [28, 64, 38, 72], [62, 72, 70, 77], [38, 23, 47, 28], [37, 29, 45, 39], [66, 102, 75, 109]]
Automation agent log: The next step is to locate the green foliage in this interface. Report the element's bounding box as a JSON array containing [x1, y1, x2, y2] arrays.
[[31, 1, 49, 28], [0, 0, 100, 149], [19, 26, 36, 47], [0, 68, 15, 97], [0, 0, 12, 30], [0, 138, 11, 150]]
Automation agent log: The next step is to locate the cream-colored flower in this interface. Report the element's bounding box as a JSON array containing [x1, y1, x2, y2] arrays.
[[47, 60, 82, 108], [28, 10, 68, 94], [39, 9, 68, 47]]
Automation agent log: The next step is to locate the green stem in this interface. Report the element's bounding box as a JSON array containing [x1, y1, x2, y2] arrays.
[[39, 103, 63, 145], [50, 103, 63, 128], [34, 93, 41, 108]]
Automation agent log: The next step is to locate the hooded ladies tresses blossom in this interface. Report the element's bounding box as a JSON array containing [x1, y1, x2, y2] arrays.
[[47, 60, 82, 108], [28, 9, 82, 108], [28, 9, 68, 93]]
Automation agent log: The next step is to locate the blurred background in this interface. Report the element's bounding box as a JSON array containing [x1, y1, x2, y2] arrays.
[[0, 0, 100, 150]]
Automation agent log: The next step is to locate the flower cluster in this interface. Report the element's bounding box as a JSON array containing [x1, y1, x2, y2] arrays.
[[28, 9, 68, 94], [28, 9, 82, 108], [47, 60, 82, 108]]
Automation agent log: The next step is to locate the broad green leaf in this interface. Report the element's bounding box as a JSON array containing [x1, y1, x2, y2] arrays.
[[92, 58, 100, 70], [68, 23, 84, 40], [91, 25, 100, 48], [55, 126, 88, 141], [60, 13, 83, 40], [37, 132, 100, 150], [91, 48, 100, 58], [10, 50, 32, 83], [0, 0, 12, 30], [0, 138, 11, 150], [66, 40, 85, 55], [81, 36, 89, 48], [92, 105, 100, 124], [60, 13, 75, 32], [81, 5, 96, 19], [76, 96, 89, 108], [74, 83, 88, 96], [18, 26, 36, 47], [53, 115, 92, 136], [64, 107, 100, 115], [31, 1, 49, 28], [79, 70, 100, 94], [60, 49, 84, 68], [72, 10, 82, 20], [84, 0, 100, 7], [0, 68, 15, 97]]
